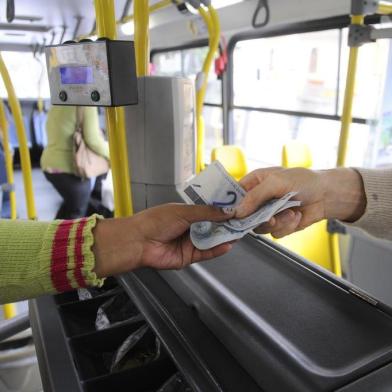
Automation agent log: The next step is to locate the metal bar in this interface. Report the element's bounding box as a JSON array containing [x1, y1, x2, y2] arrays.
[[94, 0, 133, 217], [378, 2, 392, 14], [371, 26, 392, 40], [59, 25, 67, 44], [134, 0, 150, 77], [121, 0, 171, 24], [336, 14, 365, 167], [204, 102, 223, 108], [0, 53, 37, 219], [0, 313, 29, 342], [196, 6, 220, 173], [232, 105, 368, 125], [72, 16, 83, 40], [335, 28, 343, 117], [0, 23, 52, 32], [121, 0, 133, 21], [0, 99, 16, 219]]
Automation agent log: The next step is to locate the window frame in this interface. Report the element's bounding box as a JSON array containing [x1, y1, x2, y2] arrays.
[[150, 38, 224, 107], [225, 14, 381, 144]]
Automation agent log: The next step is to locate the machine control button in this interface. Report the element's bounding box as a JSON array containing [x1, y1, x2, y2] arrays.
[[59, 90, 67, 102], [91, 90, 100, 102]]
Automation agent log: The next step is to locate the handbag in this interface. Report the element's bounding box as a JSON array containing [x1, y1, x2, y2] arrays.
[[73, 107, 110, 179]]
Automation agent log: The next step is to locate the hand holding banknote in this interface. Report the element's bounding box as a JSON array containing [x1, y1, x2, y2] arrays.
[[179, 162, 302, 250], [236, 167, 366, 238]]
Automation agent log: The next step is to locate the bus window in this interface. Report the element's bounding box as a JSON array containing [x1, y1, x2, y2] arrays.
[[152, 46, 223, 162], [0, 51, 50, 99], [231, 27, 390, 170]]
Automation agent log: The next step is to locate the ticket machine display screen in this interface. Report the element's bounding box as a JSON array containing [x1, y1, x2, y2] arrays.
[[60, 66, 93, 84]]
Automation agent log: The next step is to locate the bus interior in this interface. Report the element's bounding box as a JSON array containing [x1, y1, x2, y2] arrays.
[[0, 0, 392, 391]]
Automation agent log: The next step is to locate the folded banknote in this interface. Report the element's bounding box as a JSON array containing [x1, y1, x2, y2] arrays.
[[179, 161, 301, 250]]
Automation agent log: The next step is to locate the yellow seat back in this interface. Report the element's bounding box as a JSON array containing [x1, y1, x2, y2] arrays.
[[211, 145, 248, 181], [282, 141, 312, 169], [275, 141, 334, 272]]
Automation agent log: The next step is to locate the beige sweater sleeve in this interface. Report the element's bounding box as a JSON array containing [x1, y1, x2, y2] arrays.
[[351, 168, 392, 241]]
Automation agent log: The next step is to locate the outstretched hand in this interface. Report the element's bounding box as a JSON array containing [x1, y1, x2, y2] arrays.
[[234, 167, 366, 238], [93, 203, 234, 278]]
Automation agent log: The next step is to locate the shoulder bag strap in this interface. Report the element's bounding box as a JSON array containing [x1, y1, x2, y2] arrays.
[[75, 106, 84, 135]]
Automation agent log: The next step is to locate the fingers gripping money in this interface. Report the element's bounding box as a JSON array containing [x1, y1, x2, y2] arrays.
[[179, 162, 301, 250]]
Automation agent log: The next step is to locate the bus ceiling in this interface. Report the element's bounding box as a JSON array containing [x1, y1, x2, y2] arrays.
[[0, 0, 363, 53]]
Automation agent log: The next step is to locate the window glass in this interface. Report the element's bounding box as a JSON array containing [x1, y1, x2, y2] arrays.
[[0, 52, 49, 99], [152, 50, 182, 76], [153, 47, 222, 105], [204, 106, 223, 164], [233, 30, 340, 115], [339, 28, 390, 120], [232, 109, 373, 170]]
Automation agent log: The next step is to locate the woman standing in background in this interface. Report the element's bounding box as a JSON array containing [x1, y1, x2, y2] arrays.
[[41, 106, 109, 219]]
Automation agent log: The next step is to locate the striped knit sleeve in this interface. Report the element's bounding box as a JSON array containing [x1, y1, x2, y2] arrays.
[[0, 215, 105, 304]]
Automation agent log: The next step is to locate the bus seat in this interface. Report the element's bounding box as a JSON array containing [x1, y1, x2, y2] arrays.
[[211, 145, 248, 181], [282, 140, 312, 168], [274, 142, 334, 272]]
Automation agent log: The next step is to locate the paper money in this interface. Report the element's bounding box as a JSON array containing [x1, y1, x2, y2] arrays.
[[179, 161, 301, 250], [179, 161, 246, 207]]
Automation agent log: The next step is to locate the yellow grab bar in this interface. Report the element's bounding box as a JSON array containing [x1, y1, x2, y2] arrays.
[[378, 2, 392, 14], [3, 303, 17, 319], [94, 0, 133, 217], [121, 0, 171, 24], [196, 5, 221, 173], [0, 53, 36, 220], [0, 99, 16, 219], [331, 15, 365, 277], [336, 15, 364, 167], [134, 0, 150, 77]]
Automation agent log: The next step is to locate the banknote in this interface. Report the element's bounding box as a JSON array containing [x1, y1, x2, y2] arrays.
[[178, 161, 245, 208], [179, 162, 301, 250]]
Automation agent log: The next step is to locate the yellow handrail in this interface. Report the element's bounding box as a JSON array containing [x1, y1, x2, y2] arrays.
[[94, 0, 133, 218], [196, 5, 221, 173], [336, 15, 364, 167], [134, 0, 150, 77], [0, 53, 37, 220], [121, 0, 171, 24], [378, 2, 392, 14], [331, 14, 365, 277], [0, 101, 18, 318], [0, 99, 16, 219]]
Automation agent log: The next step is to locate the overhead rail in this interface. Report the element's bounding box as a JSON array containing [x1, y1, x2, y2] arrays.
[[79, 0, 173, 41], [0, 53, 37, 220], [94, 0, 133, 217], [121, 0, 172, 24]]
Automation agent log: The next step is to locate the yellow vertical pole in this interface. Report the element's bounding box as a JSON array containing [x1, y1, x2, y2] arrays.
[[336, 15, 364, 167], [331, 14, 364, 277], [134, 0, 150, 77], [94, 0, 133, 218], [0, 99, 16, 219], [0, 53, 36, 220], [196, 5, 221, 173], [378, 3, 392, 14]]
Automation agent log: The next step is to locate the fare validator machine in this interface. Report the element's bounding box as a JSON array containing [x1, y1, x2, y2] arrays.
[[124, 76, 196, 211], [30, 38, 392, 392]]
